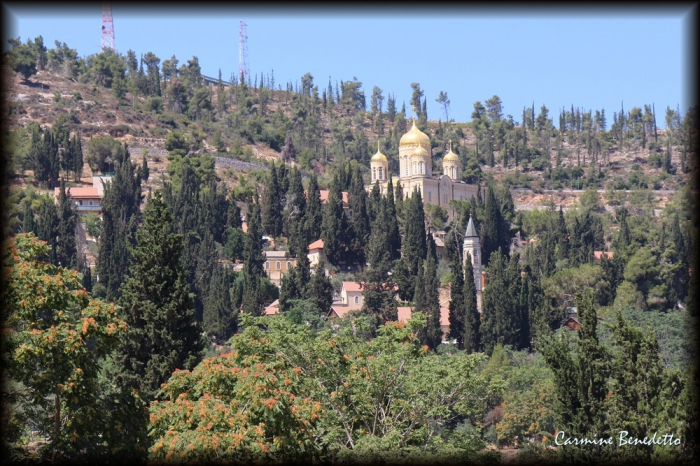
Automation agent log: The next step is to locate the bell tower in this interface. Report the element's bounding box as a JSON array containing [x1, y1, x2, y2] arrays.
[[463, 215, 482, 310]]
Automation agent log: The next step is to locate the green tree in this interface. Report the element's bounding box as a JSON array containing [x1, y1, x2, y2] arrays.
[[242, 199, 267, 315], [447, 231, 465, 348], [55, 181, 77, 269], [261, 164, 283, 239], [306, 259, 334, 315], [7, 37, 37, 81], [463, 252, 481, 353], [402, 188, 427, 279], [95, 144, 142, 300], [480, 249, 520, 355], [2, 234, 147, 462], [321, 174, 349, 265], [113, 192, 205, 399], [202, 266, 238, 343]]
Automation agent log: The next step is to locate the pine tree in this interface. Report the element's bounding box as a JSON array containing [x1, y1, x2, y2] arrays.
[[463, 252, 481, 353], [113, 192, 205, 399], [242, 199, 266, 315]]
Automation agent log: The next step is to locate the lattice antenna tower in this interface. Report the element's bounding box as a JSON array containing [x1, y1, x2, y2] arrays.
[[101, 3, 116, 52], [238, 21, 250, 86]]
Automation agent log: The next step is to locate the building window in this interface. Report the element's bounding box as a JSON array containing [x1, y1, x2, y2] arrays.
[[379, 167, 383, 180], [287, 261, 292, 270], [265, 261, 270, 270], [372, 167, 376, 181], [276, 261, 281, 270], [420, 162, 424, 174], [78, 200, 83, 206], [444, 194, 448, 204], [405, 159, 408, 176], [89, 200, 93, 206], [354, 296, 359, 304]]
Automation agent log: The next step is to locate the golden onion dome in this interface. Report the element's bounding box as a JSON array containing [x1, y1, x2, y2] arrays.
[[371, 141, 388, 162], [411, 144, 429, 158], [399, 120, 431, 147], [444, 140, 460, 162]]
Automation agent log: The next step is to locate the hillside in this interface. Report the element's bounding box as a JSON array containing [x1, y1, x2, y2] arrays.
[[5, 63, 694, 214]]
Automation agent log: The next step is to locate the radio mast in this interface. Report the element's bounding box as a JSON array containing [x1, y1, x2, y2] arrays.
[[101, 3, 116, 52], [238, 21, 250, 86]]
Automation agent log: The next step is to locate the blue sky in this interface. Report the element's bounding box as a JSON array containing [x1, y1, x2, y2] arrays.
[[3, 4, 696, 127]]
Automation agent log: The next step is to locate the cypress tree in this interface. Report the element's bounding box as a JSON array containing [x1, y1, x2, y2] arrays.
[[424, 251, 442, 350], [384, 176, 402, 261], [96, 143, 142, 300], [480, 249, 519, 355], [55, 181, 77, 269], [481, 185, 501, 266], [393, 257, 412, 302], [362, 194, 398, 323], [463, 252, 481, 353], [348, 165, 370, 265], [242, 199, 266, 315], [36, 199, 58, 265], [307, 259, 334, 315], [304, 174, 323, 242], [295, 242, 311, 296], [412, 259, 426, 313], [262, 164, 283, 239], [279, 267, 300, 314], [448, 243, 465, 349], [203, 266, 238, 342], [321, 174, 349, 265], [113, 191, 205, 400], [556, 206, 569, 262], [402, 188, 427, 277], [368, 181, 382, 224], [22, 202, 36, 234]]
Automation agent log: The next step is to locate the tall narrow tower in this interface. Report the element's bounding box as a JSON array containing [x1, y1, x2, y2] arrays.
[[238, 21, 250, 86], [463, 215, 483, 310], [101, 3, 116, 52]]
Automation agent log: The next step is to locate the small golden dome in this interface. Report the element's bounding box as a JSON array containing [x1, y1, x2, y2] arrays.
[[371, 141, 388, 162], [399, 120, 431, 147], [411, 145, 429, 158], [444, 140, 460, 162]]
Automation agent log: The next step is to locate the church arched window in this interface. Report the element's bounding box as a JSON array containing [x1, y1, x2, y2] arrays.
[[420, 162, 424, 174], [379, 167, 383, 180], [372, 167, 376, 181], [452, 167, 456, 179]]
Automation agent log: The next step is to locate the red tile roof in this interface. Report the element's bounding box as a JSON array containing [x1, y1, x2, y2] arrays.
[[329, 305, 362, 318], [318, 189, 349, 205], [54, 187, 101, 198], [594, 251, 614, 260], [342, 282, 363, 293], [397, 306, 450, 326], [308, 239, 324, 250]]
